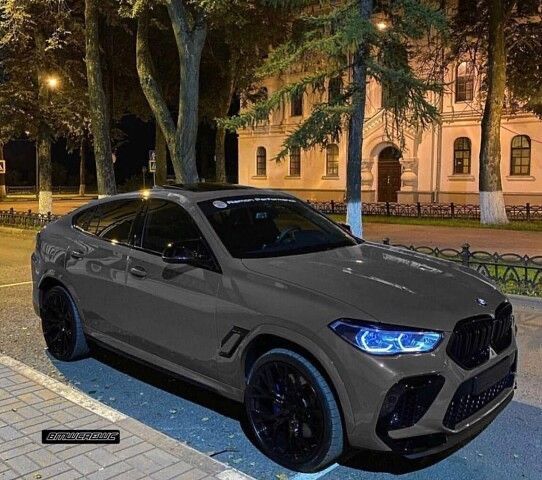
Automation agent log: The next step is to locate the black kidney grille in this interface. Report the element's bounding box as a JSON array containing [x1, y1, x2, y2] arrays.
[[447, 303, 513, 369]]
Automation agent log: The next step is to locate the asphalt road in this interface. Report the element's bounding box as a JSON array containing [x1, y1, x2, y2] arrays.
[[1, 229, 541, 479]]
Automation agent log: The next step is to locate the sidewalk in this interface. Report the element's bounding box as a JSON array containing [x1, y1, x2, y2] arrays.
[[0, 355, 253, 480]]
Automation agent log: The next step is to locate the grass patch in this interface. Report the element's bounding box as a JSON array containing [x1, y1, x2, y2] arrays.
[[327, 214, 542, 232]]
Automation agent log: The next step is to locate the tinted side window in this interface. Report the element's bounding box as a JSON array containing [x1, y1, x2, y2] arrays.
[[141, 200, 200, 254], [96, 200, 141, 244], [73, 206, 98, 233]]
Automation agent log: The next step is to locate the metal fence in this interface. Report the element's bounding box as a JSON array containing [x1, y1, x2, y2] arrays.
[[0, 208, 60, 229], [6, 186, 96, 195], [307, 200, 542, 221], [1, 207, 541, 296], [383, 239, 542, 297]]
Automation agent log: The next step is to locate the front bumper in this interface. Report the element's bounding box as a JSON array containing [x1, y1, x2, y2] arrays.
[[330, 324, 518, 457]]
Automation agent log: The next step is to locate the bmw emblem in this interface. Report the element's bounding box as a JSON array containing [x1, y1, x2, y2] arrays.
[[476, 298, 488, 307]]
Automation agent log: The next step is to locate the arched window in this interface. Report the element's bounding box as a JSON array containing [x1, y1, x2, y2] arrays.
[[453, 137, 472, 174], [326, 144, 339, 177], [510, 135, 531, 176], [328, 77, 342, 104], [289, 147, 301, 177], [291, 92, 303, 117], [455, 62, 474, 102], [256, 147, 266, 176]]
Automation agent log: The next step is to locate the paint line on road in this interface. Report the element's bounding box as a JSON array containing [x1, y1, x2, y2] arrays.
[[290, 463, 339, 480], [0, 281, 32, 289], [0, 355, 127, 422]]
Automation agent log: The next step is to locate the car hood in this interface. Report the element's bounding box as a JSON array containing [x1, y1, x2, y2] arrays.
[[241, 242, 506, 332]]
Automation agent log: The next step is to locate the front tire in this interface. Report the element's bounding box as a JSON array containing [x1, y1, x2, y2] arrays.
[[245, 348, 344, 472], [41, 285, 89, 361]]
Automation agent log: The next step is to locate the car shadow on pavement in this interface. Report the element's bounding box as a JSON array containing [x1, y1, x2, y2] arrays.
[[85, 341, 245, 421]]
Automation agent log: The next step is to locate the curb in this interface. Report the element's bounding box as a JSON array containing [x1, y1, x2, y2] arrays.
[[0, 354, 254, 480], [509, 294, 542, 311]]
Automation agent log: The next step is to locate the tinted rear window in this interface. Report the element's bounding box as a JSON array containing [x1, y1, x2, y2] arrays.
[[73, 200, 141, 245]]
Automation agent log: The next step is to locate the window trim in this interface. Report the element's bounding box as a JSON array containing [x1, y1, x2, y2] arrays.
[[455, 61, 475, 103], [256, 147, 267, 177], [135, 198, 222, 274], [453, 137, 472, 175], [510, 135, 531, 176], [289, 147, 301, 177], [71, 199, 144, 248], [325, 144, 340, 177], [291, 92, 303, 117]]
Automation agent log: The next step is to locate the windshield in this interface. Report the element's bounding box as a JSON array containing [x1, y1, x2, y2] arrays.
[[199, 196, 358, 258]]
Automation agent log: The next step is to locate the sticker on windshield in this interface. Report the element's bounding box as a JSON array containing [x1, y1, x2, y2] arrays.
[[213, 200, 228, 209]]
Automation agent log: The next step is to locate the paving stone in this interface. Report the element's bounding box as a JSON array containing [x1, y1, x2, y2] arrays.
[[26, 448, 63, 468], [66, 454, 102, 476], [85, 461, 133, 480], [5, 454, 41, 475], [148, 461, 193, 480], [0, 425, 23, 441]]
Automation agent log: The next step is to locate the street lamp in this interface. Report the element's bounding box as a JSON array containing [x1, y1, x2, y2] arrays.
[[46, 75, 60, 90], [376, 21, 388, 31]]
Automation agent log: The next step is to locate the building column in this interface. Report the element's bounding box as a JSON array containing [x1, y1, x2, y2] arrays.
[[398, 157, 419, 203], [361, 158, 376, 202]]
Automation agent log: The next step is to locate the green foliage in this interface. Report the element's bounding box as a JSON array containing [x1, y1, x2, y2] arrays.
[[221, 0, 448, 159], [0, 0, 90, 149]]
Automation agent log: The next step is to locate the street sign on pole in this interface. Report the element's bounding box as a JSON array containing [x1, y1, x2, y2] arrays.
[[148, 151, 156, 173], [0, 160, 5, 174]]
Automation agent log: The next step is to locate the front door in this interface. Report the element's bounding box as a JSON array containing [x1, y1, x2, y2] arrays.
[[122, 199, 221, 380], [377, 146, 402, 203]]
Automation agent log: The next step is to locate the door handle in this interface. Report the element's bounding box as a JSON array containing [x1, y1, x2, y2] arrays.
[[71, 250, 84, 259], [129, 266, 148, 279]]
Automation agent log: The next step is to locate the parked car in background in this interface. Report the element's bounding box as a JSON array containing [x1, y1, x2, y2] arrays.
[[32, 184, 517, 472]]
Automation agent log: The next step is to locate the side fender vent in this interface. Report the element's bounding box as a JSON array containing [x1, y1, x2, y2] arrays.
[[219, 327, 249, 358]]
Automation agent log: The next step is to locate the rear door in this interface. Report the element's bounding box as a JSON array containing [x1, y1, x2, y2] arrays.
[[122, 198, 221, 380], [65, 199, 143, 336]]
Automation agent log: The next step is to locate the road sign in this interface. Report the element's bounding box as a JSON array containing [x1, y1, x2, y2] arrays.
[[148, 151, 157, 174], [0, 160, 5, 174]]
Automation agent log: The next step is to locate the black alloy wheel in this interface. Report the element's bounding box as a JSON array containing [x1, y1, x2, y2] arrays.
[[245, 349, 343, 472], [41, 286, 89, 361]]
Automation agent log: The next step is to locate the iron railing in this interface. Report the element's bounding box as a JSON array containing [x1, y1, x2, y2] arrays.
[[6, 186, 97, 195], [307, 200, 542, 221], [0, 208, 60, 229], [383, 239, 542, 297]]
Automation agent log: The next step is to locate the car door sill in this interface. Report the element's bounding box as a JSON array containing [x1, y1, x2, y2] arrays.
[[85, 330, 244, 402]]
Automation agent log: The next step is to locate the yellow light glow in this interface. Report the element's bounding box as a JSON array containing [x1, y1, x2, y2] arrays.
[[142, 190, 151, 199], [46, 76, 59, 89], [376, 21, 388, 31]]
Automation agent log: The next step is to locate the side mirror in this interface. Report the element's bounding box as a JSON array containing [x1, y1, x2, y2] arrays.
[[339, 222, 352, 233], [162, 244, 196, 265]]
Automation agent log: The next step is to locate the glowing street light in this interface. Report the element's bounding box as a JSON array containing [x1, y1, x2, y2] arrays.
[[46, 75, 60, 90], [376, 21, 388, 31]]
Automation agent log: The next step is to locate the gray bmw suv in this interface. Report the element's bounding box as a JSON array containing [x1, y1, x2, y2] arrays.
[[32, 184, 517, 472]]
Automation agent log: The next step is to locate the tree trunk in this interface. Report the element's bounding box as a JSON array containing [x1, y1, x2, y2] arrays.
[[346, 0, 373, 237], [0, 142, 6, 199], [155, 122, 168, 185], [215, 74, 236, 183], [215, 125, 227, 183], [85, 0, 116, 197], [479, 0, 508, 224], [37, 128, 52, 214], [79, 137, 87, 196], [136, 2, 206, 184]]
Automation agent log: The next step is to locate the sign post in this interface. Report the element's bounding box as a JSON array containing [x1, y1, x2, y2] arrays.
[[148, 150, 157, 186]]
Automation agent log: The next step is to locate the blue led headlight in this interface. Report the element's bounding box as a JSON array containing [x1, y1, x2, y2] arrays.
[[329, 319, 442, 355]]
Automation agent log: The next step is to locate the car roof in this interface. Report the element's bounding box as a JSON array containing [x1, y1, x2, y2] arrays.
[[151, 183, 292, 202], [77, 184, 293, 211]]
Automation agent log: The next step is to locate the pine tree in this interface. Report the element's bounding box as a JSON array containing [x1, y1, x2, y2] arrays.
[[222, 0, 447, 236]]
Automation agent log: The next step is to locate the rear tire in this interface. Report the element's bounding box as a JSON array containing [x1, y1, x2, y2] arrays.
[[245, 348, 343, 472], [41, 285, 89, 361]]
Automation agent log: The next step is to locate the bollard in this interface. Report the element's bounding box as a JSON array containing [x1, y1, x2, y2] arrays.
[[461, 243, 471, 266]]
